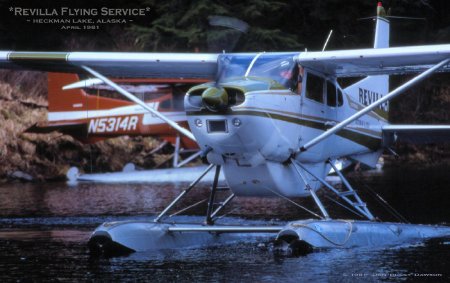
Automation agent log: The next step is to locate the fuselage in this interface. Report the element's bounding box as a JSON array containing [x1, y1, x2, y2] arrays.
[[185, 53, 388, 197], [47, 95, 197, 148], [35, 72, 199, 149]]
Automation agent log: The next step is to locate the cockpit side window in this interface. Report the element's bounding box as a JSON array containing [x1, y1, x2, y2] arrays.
[[326, 81, 337, 107], [305, 73, 324, 103], [326, 81, 344, 107], [337, 88, 344, 106]]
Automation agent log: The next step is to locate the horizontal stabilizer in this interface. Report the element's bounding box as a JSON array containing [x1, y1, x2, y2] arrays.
[[26, 122, 87, 137], [382, 125, 450, 144]]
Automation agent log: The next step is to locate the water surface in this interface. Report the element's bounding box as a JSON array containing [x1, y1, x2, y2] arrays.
[[0, 165, 449, 282]]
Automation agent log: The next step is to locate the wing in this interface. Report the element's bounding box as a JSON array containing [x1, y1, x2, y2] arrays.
[[0, 51, 219, 79], [2, 45, 450, 78], [382, 125, 450, 144], [297, 44, 450, 77]]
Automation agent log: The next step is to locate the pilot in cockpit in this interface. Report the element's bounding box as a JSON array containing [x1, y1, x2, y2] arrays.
[[296, 65, 304, 94], [278, 63, 304, 94]]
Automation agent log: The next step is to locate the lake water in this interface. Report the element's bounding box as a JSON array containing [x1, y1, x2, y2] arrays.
[[0, 165, 449, 282]]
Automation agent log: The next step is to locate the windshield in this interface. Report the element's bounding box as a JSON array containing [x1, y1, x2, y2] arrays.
[[218, 53, 298, 89]]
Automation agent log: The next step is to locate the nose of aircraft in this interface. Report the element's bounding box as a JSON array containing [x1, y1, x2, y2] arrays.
[[201, 87, 228, 111]]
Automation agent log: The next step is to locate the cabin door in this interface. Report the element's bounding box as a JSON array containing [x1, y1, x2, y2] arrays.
[[300, 71, 326, 158]]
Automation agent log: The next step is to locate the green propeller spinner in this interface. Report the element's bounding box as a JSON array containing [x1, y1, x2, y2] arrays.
[[201, 86, 228, 111]]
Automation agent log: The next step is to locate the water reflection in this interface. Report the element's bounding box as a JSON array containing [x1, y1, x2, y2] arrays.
[[0, 181, 324, 220], [1, 165, 449, 223], [0, 165, 449, 281], [0, 182, 194, 217]]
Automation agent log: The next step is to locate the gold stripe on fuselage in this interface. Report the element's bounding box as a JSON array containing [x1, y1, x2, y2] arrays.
[[346, 94, 388, 121], [187, 107, 382, 150], [234, 106, 382, 138]]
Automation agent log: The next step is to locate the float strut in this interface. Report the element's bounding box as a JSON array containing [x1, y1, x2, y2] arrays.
[[176, 151, 202, 168], [154, 164, 215, 222], [205, 165, 222, 225], [292, 159, 330, 219], [172, 135, 181, 168], [295, 159, 375, 221], [210, 193, 235, 220], [327, 159, 375, 220], [308, 187, 330, 220]]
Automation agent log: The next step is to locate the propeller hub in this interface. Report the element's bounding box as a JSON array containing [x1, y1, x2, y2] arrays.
[[201, 87, 228, 111]]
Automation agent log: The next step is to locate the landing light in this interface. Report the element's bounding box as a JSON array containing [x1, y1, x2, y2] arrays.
[[232, 118, 242, 127], [195, 119, 203, 127]]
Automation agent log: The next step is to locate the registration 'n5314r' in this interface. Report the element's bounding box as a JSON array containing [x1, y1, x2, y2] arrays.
[[88, 116, 138, 133]]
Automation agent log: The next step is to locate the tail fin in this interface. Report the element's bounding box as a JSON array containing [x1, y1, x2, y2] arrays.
[[47, 73, 133, 122], [344, 2, 390, 120], [48, 72, 87, 113], [374, 2, 389, 48]]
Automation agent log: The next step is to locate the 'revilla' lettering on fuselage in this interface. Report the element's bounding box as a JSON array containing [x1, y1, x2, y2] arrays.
[[358, 87, 389, 112], [88, 116, 139, 133]]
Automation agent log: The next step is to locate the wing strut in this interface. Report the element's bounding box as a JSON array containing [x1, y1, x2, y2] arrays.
[[299, 58, 450, 153], [81, 65, 196, 142]]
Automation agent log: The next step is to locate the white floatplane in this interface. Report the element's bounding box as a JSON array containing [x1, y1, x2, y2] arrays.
[[2, 2, 450, 255]]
